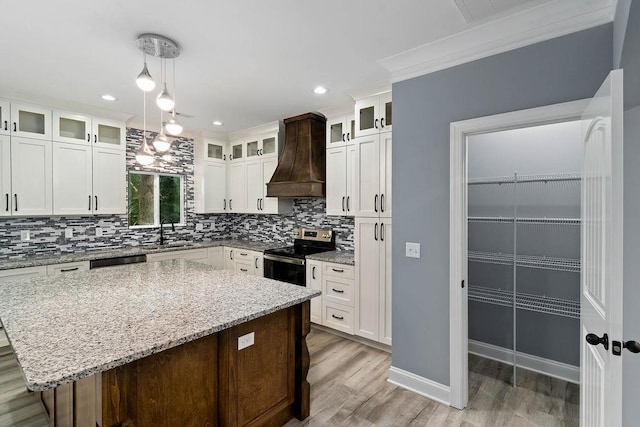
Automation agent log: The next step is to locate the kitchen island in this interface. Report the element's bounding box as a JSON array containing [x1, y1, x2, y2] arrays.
[[0, 260, 320, 426]]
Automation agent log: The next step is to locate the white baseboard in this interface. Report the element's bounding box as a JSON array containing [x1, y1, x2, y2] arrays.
[[388, 366, 451, 406], [468, 340, 579, 384]]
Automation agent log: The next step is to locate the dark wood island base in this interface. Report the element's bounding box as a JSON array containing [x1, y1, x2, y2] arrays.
[[41, 301, 311, 427]]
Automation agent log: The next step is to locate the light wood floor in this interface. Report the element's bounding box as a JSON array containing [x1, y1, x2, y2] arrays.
[[0, 328, 578, 427]]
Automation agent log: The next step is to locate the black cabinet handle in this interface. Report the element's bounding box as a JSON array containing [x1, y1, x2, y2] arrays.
[[94, 134, 97, 143], [240, 268, 248, 272], [374, 118, 379, 129], [346, 132, 350, 141], [331, 268, 344, 273], [331, 314, 344, 320], [381, 194, 385, 213], [87, 133, 91, 142], [13, 122, 16, 132], [312, 266, 316, 280], [230, 250, 233, 260], [257, 199, 260, 211], [14, 194, 17, 211], [229, 199, 232, 210], [240, 252, 248, 256], [230, 154, 233, 160], [95, 196, 98, 211], [255, 258, 258, 269], [346, 196, 350, 212], [374, 194, 378, 212], [332, 288, 345, 294], [381, 118, 385, 128], [60, 267, 79, 272], [381, 223, 385, 241], [342, 196, 345, 212], [260, 198, 264, 211], [5, 194, 8, 211], [3, 120, 7, 131], [374, 223, 378, 241], [224, 199, 226, 210], [342, 133, 346, 142], [223, 154, 226, 160], [586, 333, 609, 350], [88, 195, 92, 211]]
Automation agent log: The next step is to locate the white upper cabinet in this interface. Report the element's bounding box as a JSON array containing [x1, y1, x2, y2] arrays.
[[53, 111, 92, 145], [92, 118, 126, 150], [326, 115, 355, 148], [0, 99, 10, 136], [11, 103, 52, 140], [52, 142, 93, 215], [10, 137, 52, 215], [229, 140, 244, 162], [203, 162, 227, 213], [0, 135, 11, 216], [326, 147, 347, 216], [354, 133, 392, 218], [228, 161, 246, 213], [204, 140, 226, 163], [92, 147, 126, 215], [355, 92, 392, 138], [194, 139, 228, 214], [245, 158, 263, 214]]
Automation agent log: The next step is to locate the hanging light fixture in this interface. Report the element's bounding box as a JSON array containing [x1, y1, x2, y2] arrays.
[[135, 90, 155, 165], [135, 53, 156, 92], [135, 34, 181, 161]]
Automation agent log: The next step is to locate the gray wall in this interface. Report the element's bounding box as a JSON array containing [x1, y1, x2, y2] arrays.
[[391, 24, 612, 386], [614, 0, 631, 68], [619, 1, 640, 424]]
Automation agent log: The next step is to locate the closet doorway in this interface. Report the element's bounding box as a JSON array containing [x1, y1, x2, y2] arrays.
[[448, 99, 589, 410]]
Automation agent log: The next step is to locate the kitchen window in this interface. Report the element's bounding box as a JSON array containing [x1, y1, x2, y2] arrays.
[[128, 172, 184, 227]]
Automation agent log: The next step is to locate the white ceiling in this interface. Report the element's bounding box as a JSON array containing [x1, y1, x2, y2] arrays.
[[0, 0, 613, 137]]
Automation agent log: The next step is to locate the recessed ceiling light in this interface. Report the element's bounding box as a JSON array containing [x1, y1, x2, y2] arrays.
[[313, 86, 328, 95], [101, 94, 117, 101], [212, 120, 223, 126]]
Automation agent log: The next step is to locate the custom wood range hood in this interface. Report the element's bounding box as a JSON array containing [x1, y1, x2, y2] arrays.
[[266, 112, 326, 197]]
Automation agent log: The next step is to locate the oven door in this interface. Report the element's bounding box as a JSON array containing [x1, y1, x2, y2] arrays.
[[263, 254, 306, 286]]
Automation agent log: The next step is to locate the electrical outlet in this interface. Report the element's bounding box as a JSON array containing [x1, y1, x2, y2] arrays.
[[195, 223, 203, 231], [238, 332, 255, 350], [20, 230, 30, 241], [95, 227, 103, 237], [406, 242, 421, 258], [65, 228, 73, 238]]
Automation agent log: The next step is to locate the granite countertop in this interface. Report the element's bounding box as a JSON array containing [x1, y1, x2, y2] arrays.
[[306, 250, 355, 266], [0, 239, 285, 271], [0, 260, 320, 391]]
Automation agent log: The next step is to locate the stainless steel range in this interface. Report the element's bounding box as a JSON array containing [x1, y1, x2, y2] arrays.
[[263, 228, 335, 286]]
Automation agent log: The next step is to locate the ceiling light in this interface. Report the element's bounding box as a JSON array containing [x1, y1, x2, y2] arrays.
[[314, 86, 327, 95], [213, 120, 223, 126], [165, 113, 183, 136], [136, 60, 155, 92], [101, 94, 117, 101], [152, 129, 171, 153]]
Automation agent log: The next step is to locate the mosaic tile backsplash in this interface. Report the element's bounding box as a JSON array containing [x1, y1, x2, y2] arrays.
[[0, 128, 354, 261]]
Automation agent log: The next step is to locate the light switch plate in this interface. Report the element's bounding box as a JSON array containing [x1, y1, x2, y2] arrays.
[[20, 230, 30, 241], [65, 228, 73, 238], [406, 242, 421, 258], [95, 227, 103, 237], [238, 332, 255, 350]]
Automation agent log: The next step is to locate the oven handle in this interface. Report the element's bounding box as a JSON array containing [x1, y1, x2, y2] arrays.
[[263, 254, 306, 266]]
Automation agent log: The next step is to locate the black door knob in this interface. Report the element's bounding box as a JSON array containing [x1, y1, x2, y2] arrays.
[[624, 341, 640, 353], [586, 333, 609, 350]]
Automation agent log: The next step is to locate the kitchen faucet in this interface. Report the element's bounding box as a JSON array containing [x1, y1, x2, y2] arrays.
[[159, 219, 175, 245]]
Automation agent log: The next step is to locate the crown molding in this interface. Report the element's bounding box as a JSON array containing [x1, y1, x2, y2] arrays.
[[379, 0, 615, 83]]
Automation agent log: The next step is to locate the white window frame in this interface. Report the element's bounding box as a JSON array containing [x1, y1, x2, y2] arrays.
[[128, 171, 185, 229]]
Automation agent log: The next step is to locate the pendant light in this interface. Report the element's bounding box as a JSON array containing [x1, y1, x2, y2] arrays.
[[156, 59, 175, 111], [152, 108, 172, 153], [165, 59, 183, 136], [135, 53, 155, 92], [136, 91, 155, 165]]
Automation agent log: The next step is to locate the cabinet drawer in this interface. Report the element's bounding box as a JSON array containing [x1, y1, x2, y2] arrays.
[[323, 262, 354, 279], [232, 249, 256, 261], [235, 260, 253, 274], [0, 266, 47, 281], [46, 261, 90, 275], [323, 276, 354, 307], [146, 248, 208, 262], [323, 302, 354, 335]]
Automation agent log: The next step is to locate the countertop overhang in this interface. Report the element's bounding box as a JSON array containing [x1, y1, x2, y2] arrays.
[[0, 260, 320, 391]]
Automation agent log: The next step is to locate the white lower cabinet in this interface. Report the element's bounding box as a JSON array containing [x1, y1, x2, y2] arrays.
[[207, 247, 224, 268], [146, 248, 209, 263], [0, 266, 47, 282], [222, 247, 263, 276], [46, 261, 90, 275], [306, 260, 323, 324], [224, 248, 235, 270], [355, 217, 392, 345], [323, 302, 354, 335]]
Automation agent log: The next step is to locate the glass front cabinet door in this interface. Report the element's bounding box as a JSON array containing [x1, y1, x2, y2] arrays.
[[326, 115, 355, 147], [355, 92, 392, 137], [53, 112, 92, 145], [10, 103, 52, 140], [92, 118, 126, 150]]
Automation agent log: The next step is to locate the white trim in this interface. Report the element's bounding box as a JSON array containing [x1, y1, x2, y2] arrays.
[[469, 340, 580, 384], [379, 0, 614, 83], [388, 366, 450, 406], [449, 98, 589, 410]]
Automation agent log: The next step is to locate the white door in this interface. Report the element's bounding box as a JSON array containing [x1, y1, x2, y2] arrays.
[[10, 137, 52, 215], [92, 147, 126, 215], [228, 162, 246, 213], [355, 217, 380, 341], [326, 147, 346, 216], [379, 219, 392, 346], [245, 159, 262, 214], [203, 162, 226, 213], [53, 142, 93, 215], [0, 135, 11, 216], [354, 135, 380, 217], [345, 144, 357, 216], [379, 133, 392, 218], [580, 70, 624, 427], [261, 157, 278, 213]]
